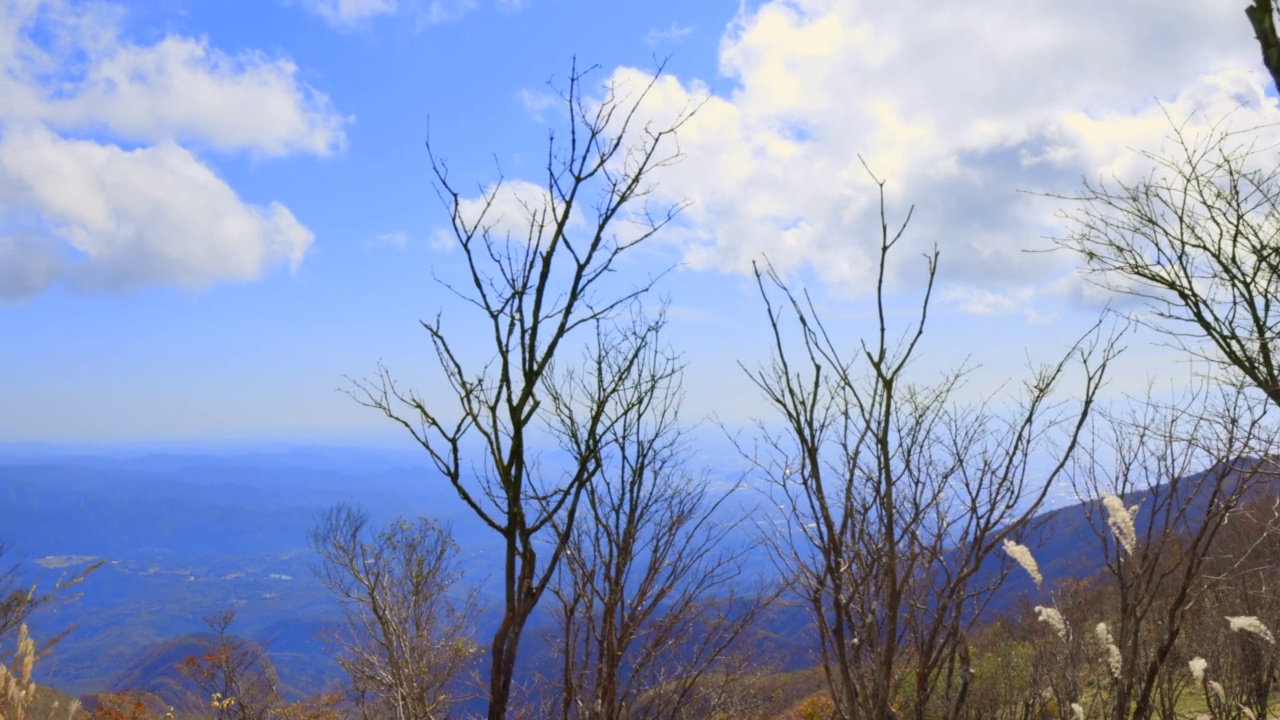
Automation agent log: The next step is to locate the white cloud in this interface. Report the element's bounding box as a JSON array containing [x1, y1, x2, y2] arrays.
[[416, 0, 479, 27], [0, 124, 313, 292], [602, 0, 1276, 317], [296, 0, 399, 29], [435, 178, 593, 252], [0, 0, 344, 300], [293, 0, 482, 30], [455, 179, 560, 242], [941, 285, 1056, 325], [644, 22, 693, 46], [517, 88, 561, 123], [46, 35, 346, 156]]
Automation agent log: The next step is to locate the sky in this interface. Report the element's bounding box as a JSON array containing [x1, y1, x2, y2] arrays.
[[0, 0, 1275, 448]]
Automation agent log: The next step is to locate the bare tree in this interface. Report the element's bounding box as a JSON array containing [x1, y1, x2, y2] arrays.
[[312, 506, 480, 720], [348, 63, 693, 720], [545, 313, 772, 720], [1055, 117, 1280, 409], [1064, 382, 1280, 720], [746, 170, 1116, 720], [1192, 492, 1280, 719]]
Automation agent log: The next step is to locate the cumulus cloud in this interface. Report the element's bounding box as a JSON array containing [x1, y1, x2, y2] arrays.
[[0, 0, 344, 300], [45, 36, 346, 156], [0, 124, 313, 292], [430, 178, 593, 252], [457, 179, 560, 240], [600, 0, 1276, 316]]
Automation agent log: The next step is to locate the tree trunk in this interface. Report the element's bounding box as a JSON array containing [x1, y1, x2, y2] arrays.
[[1247, 1, 1280, 93]]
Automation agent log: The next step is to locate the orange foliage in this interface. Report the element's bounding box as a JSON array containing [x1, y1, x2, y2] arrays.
[[89, 692, 168, 720], [267, 694, 347, 720], [790, 691, 835, 720]]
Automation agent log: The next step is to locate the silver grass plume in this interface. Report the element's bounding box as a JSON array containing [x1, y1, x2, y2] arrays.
[[1103, 495, 1137, 556], [1095, 622, 1122, 678], [1189, 656, 1207, 683], [1003, 539, 1042, 590], [1227, 616, 1275, 644], [1035, 606, 1069, 641]]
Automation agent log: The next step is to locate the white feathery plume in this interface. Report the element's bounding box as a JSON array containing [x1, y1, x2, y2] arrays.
[[1189, 656, 1207, 683], [1095, 622, 1122, 678], [1103, 495, 1137, 556], [1227, 616, 1275, 644], [1003, 539, 1042, 590], [1210, 680, 1226, 703], [1035, 606, 1068, 641]]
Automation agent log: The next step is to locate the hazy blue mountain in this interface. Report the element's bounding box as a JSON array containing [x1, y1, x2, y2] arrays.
[[4, 446, 1271, 698], [0, 446, 500, 695]]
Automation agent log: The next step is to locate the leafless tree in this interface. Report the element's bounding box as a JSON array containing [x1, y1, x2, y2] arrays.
[[348, 62, 694, 720], [544, 313, 773, 720], [1192, 492, 1280, 719], [745, 170, 1116, 720], [1065, 382, 1280, 720], [1055, 116, 1280, 409], [311, 506, 481, 720]]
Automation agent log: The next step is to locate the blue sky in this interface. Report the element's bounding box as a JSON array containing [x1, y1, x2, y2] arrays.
[[0, 0, 1274, 446]]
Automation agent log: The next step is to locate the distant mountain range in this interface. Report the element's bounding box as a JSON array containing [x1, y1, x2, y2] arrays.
[[1, 446, 1273, 700], [0, 447, 498, 695]]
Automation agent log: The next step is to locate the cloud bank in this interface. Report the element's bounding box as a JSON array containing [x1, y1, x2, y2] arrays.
[[0, 0, 347, 300], [600, 0, 1278, 318]]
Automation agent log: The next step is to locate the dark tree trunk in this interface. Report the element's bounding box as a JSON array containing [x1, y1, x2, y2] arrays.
[[1246, 2, 1280, 94]]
